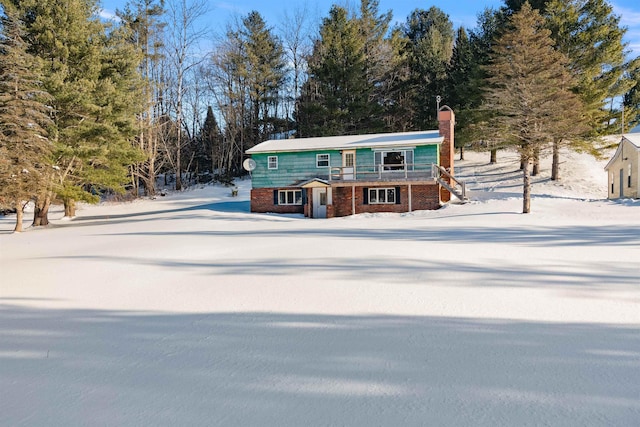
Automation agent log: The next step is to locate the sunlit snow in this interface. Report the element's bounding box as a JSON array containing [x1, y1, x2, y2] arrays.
[[1, 148, 639, 426]]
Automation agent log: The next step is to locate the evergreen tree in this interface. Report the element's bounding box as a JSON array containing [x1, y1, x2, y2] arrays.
[[403, 7, 454, 129], [241, 11, 287, 146], [624, 65, 640, 130], [483, 3, 584, 213], [380, 26, 413, 132], [544, 0, 635, 179], [358, 0, 392, 131], [504, 0, 551, 13], [4, 0, 145, 222], [297, 6, 372, 136], [468, 7, 509, 163], [446, 27, 476, 160], [0, 8, 53, 231], [197, 105, 223, 178]]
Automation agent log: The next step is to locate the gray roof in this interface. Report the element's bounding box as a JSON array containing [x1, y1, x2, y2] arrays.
[[246, 130, 443, 154]]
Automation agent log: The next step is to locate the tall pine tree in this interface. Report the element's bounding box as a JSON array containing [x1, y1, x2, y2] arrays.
[[403, 7, 454, 129], [0, 7, 53, 231], [297, 6, 371, 136], [484, 3, 584, 213], [4, 0, 145, 221], [545, 0, 635, 179]]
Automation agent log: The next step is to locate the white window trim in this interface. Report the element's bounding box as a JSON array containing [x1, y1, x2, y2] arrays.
[[373, 148, 414, 172], [316, 153, 330, 168], [268, 156, 278, 170], [368, 187, 396, 204], [278, 189, 302, 205]]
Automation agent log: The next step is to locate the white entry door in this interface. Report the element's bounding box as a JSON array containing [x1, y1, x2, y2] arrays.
[[313, 188, 328, 218], [342, 150, 355, 180]]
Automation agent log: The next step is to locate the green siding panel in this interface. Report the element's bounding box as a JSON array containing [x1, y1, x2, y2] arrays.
[[251, 151, 339, 188], [250, 145, 440, 189]]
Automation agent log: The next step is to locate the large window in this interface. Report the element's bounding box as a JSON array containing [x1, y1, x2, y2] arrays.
[[278, 190, 302, 205], [374, 149, 414, 171], [316, 153, 330, 168], [268, 156, 278, 170], [369, 188, 396, 204]]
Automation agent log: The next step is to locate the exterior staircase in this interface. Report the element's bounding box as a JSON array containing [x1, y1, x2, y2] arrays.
[[433, 164, 468, 202]]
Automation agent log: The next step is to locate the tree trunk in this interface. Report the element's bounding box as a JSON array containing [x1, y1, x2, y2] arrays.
[[175, 144, 182, 190], [64, 198, 76, 218], [32, 194, 51, 227], [551, 139, 560, 181], [147, 155, 156, 196], [522, 157, 531, 214], [459, 145, 465, 161], [532, 149, 540, 176], [14, 200, 23, 232], [490, 149, 497, 164]]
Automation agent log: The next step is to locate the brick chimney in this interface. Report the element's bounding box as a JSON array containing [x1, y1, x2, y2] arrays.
[[438, 107, 455, 174], [438, 107, 455, 202]]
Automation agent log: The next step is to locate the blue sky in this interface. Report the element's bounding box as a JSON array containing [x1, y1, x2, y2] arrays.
[[100, 0, 640, 57]]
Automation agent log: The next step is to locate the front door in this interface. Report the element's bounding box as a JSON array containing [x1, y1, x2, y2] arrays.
[[313, 187, 328, 218], [342, 150, 355, 180]]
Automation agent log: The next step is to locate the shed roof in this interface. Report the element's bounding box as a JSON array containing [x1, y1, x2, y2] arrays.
[[623, 133, 640, 148], [246, 130, 443, 154], [604, 134, 640, 170]]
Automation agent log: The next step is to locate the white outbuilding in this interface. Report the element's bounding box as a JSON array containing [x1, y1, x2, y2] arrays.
[[604, 133, 640, 199]]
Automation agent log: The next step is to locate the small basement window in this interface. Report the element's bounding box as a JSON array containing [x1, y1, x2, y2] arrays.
[[268, 156, 278, 170], [369, 187, 396, 204], [278, 190, 302, 205]]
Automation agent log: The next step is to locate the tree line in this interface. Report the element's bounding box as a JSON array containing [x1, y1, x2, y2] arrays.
[[1, 0, 639, 229]]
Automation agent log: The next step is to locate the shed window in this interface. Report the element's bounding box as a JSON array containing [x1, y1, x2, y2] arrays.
[[611, 173, 614, 193], [629, 164, 632, 188]]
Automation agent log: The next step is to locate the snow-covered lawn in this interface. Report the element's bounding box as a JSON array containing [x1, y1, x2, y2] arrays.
[[1, 149, 639, 426]]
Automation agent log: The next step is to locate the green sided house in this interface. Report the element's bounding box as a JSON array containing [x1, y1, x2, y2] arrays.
[[246, 108, 466, 218]]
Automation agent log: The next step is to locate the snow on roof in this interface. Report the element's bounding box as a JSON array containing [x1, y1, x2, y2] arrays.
[[604, 134, 640, 170], [623, 133, 640, 148], [246, 130, 443, 154]]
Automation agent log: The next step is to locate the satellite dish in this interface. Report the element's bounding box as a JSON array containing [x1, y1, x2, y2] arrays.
[[243, 158, 257, 172]]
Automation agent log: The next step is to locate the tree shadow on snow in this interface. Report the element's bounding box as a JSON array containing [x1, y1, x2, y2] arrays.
[[1, 304, 638, 426], [102, 224, 640, 248]]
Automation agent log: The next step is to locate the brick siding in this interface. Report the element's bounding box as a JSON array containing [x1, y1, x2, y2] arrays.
[[250, 188, 304, 214], [330, 184, 440, 217]]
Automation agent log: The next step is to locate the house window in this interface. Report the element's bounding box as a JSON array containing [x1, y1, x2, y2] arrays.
[[344, 152, 354, 167], [278, 190, 302, 205], [369, 187, 396, 204], [316, 153, 330, 168], [268, 156, 278, 170], [374, 149, 414, 171], [629, 164, 632, 188]]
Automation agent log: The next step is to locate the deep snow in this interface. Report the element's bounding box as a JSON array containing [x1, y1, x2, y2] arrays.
[[1, 148, 639, 426]]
